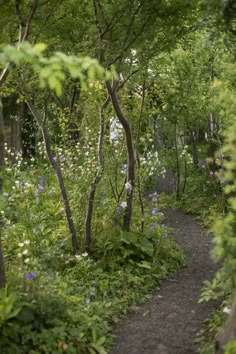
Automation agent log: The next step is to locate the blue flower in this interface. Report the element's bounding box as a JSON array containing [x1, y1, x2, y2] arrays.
[[24, 272, 37, 280], [152, 207, 158, 216], [39, 176, 46, 187]]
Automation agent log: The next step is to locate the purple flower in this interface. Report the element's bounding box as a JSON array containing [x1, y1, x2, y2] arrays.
[[39, 176, 46, 187], [24, 272, 37, 280], [59, 155, 65, 162], [152, 207, 158, 216], [147, 222, 158, 232]]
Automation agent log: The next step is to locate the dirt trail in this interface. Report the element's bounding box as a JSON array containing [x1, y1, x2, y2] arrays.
[[110, 207, 218, 354]]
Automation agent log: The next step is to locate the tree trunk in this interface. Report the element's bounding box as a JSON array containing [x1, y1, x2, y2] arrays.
[[85, 98, 109, 249], [27, 102, 78, 254], [174, 122, 181, 200], [106, 81, 136, 231], [191, 131, 198, 166]]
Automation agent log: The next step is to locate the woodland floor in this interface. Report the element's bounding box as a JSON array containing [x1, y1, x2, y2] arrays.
[[110, 177, 218, 354]]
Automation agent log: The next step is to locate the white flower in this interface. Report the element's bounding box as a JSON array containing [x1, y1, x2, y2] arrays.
[[223, 307, 231, 315], [120, 201, 127, 209], [24, 258, 30, 264], [125, 182, 132, 193], [82, 252, 88, 257], [17, 253, 22, 258], [22, 249, 28, 255], [18, 243, 24, 247], [75, 255, 82, 261], [24, 240, 30, 245]]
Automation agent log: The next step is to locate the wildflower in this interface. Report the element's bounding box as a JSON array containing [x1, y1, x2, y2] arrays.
[[18, 243, 24, 247], [24, 272, 37, 280], [34, 188, 39, 198], [24, 240, 30, 245], [82, 252, 88, 257], [48, 190, 53, 197], [92, 280, 97, 287], [152, 207, 158, 216], [223, 307, 231, 315], [39, 184, 45, 192], [19, 181, 26, 189], [121, 201, 127, 209], [152, 196, 158, 203], [22, 249, 28, 255], [89, 290, 95, 298], [24, 258, 30, 264], [75, 255, 82, 261], [121, 164, 128, 174], [125, 181, 132, 193], [2, 192, 9, 197], [17, 253, 22, 258]]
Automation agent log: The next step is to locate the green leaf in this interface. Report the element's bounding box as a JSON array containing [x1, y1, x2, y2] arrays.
[[120, 231, 138, 245], [137, 261, 152, 269], [140, 239, 154, 257], [34, 43, 47, 53]]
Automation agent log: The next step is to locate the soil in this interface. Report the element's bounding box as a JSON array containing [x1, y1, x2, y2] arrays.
[[110, 177, 218, 354]]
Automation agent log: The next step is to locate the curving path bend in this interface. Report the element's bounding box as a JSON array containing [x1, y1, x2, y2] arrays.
[[110, 208, 218, 354]]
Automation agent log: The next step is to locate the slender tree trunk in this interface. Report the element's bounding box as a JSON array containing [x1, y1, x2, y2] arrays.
[[191, 131, 198, 166], [174, 122, 181, 200], [85, 97, 109, 250], [106, 81, 136, 231], [27, 102, 78, 254], [136, 81, 146, 232]]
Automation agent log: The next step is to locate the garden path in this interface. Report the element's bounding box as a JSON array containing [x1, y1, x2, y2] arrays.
[[110, 194, 218, 353]]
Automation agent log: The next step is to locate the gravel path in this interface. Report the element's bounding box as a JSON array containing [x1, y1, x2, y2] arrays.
[[110, 208, 218, 354]]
